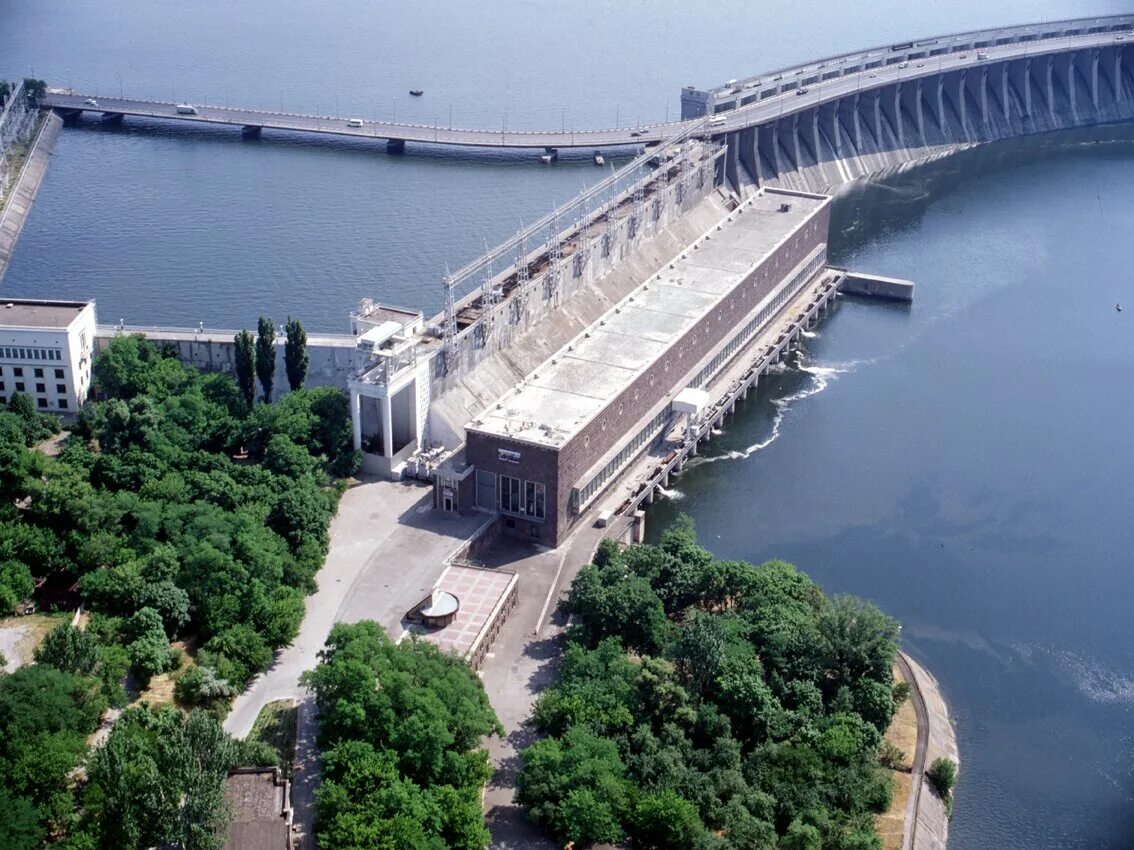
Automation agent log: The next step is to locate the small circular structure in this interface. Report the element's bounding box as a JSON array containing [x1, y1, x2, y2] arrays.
[[417, 589, 460, 628]]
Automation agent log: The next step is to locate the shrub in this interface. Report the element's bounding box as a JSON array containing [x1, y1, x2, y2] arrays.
[[926, 756, 957, 798], [892, 680, 912, 707], [879, 740, 907, 771]]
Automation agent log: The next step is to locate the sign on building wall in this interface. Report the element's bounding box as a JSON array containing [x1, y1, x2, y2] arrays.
[[498, 448, 521, 464]]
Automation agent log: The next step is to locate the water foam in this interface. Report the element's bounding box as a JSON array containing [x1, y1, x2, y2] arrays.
[[656, 486, 685, 501], [692, 357, 865, 466]]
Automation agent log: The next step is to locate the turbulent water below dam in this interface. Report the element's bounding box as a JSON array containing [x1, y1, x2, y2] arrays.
[[5, 0, 1134, 845]]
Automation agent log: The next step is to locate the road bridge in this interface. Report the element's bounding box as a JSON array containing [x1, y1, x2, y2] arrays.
[[38, 14, 1134, 181]]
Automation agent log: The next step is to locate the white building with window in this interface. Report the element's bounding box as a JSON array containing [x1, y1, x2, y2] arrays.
[[0, 299, 96, 413]]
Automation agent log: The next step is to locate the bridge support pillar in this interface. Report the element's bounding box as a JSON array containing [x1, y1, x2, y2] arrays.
[[100, 112, 124, 125], [242, 125, 262, 139], [386, 138, 405, 154], [543, 147, 559, 161], [57, 109, 83, 125]]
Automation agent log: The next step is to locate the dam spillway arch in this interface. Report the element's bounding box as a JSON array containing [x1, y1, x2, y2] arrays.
[[680, 15, 1134, 194]]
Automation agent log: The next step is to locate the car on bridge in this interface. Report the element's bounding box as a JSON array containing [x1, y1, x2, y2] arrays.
[[84, 98, 98, 107]]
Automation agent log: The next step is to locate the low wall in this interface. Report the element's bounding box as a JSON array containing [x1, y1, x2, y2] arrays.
[[95, 327, 357, 393]]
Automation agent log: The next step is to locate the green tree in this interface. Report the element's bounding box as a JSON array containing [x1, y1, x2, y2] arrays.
[[284, 317, 309, 392], [816, 595, 901, 693], [233, 330, 256, 408], [35, 624, 101, 676], [255, 317, 275, 403], [632, 789, 704, 848], [0, 559, 35, 614]]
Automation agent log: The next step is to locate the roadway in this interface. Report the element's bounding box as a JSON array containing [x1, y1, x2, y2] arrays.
[[40, 91, 668, 148], [39, 16, 1131, 152]]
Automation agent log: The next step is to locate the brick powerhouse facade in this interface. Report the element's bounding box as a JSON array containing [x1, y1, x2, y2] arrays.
[[467, 195, 831, 546]]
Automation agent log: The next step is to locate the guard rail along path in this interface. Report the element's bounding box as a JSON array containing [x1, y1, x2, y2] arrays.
[[41, 14, 1134, 188]]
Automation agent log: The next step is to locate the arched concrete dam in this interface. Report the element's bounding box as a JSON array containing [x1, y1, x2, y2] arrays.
[[682, 14, 1134, 193]]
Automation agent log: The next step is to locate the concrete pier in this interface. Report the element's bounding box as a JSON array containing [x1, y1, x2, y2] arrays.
[[841, 271, 915, 301], [0, 111, 62, 281]]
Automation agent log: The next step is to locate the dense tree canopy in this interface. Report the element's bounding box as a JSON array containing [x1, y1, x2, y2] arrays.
[[517, 519, 902, 850], [0, 334, 359, 847], [303, 621, 502, 850]]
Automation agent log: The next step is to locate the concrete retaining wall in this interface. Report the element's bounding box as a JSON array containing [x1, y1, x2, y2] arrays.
[[0, 111, 62, 280], [902, 652, 960, 850]]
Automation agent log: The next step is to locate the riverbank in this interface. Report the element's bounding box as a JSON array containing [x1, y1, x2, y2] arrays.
[[0, 109, 60, 280], [898, 650, 960, 850]]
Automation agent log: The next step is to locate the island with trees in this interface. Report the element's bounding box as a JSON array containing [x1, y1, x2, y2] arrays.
[[516, 519, 908, 850]]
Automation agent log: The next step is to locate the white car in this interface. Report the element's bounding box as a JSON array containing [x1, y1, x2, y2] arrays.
[[84, 98, 99, 107]]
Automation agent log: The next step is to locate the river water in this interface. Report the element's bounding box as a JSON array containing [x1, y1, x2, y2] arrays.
[[4, 1, 1134, 846]]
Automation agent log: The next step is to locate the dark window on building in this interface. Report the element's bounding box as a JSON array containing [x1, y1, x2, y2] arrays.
[[15, 382, 24, 392], [34, 368, 43, 378], [55, 369, 64, 379], [499, 475, 522, 514], [13, 367, 22, 377], [525, 481, 546, 520], [35, 383, 45, 393], [56, 384, 66, 394], [36, 398, 47, 409], [58, 400, 68, 410], [0, 382, 4, 391]]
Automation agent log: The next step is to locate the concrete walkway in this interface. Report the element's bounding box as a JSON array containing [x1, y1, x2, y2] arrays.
[[897, 651, 960, 850], [223, 476, 488, 849], [477, 523, 606, 848]]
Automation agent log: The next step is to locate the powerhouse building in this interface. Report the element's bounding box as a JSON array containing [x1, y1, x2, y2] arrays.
[[0, 298, 96, 413], [463, 188, 830, 546]]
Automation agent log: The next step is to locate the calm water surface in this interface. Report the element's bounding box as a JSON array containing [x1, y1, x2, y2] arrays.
[[5, 1, 1134, 846]]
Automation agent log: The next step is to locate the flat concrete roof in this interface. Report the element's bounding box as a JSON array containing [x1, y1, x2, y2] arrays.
[[0, 299, 91, 329], [467, 189, 828, 449]]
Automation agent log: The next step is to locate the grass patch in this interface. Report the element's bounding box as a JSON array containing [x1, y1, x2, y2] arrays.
[[0, 611, 73, 670], [247, 699, 298, 777], [874, 664, 919, 850], [133, 638, 195, 708]]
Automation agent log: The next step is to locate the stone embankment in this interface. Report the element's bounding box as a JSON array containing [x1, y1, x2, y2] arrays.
[[0, 110, 61, 280], [897, 651, 960, 850]]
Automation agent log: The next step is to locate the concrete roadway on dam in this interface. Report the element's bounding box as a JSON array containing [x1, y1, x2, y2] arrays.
[[39, 15, 1132, 152]]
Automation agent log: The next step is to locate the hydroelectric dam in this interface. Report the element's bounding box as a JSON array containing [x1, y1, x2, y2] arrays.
[[4, 14, 1133, 549]]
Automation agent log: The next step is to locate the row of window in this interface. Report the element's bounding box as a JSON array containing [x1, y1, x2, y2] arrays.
[[0, 366, 66, 380], [499, 475, 546, 521], [0, 381, 68, 395], [573, 406, 673, 512], [0, 396, 68, 409], [691, 249, 826, 390], [0, 347, 63, 362]]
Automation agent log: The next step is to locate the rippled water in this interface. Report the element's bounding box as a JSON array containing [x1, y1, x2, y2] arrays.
[[5, 0, 1134, 846]]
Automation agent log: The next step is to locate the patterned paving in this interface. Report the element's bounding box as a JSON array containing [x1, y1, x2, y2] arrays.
[[414, 565, 516, 660]]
